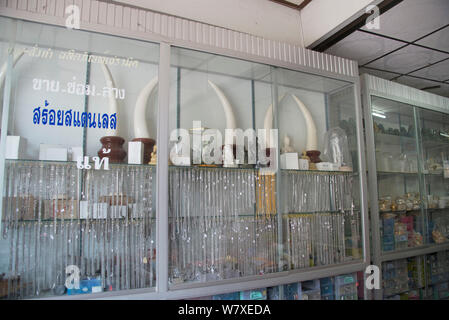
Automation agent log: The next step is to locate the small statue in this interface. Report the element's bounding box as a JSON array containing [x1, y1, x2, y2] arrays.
[[149, 145, 157, 165], [281, 135, 295, 154]]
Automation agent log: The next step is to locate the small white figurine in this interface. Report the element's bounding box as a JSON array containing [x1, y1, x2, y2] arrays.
[[281, 135, 295, 154]]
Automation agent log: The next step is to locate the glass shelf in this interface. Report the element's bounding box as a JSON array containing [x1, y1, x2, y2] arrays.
[[281, 169, 354, 175]]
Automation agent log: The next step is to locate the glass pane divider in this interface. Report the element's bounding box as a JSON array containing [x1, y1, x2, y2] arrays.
[[155, 42, 171, 293], [0, 49, 14, 236]]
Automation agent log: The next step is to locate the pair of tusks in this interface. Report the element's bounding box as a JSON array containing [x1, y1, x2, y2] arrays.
[[100, 64, 318, 152], [263, 94, 318, 151], [102, 67, 237, 144], [130, 78, 238, 146]]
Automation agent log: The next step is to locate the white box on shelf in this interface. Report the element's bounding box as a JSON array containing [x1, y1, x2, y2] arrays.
[[79, 201, 88, 219], [110, 205, 127, 219], [316, 162, 333, 171], [331, 163, 339, 171], [129, 203, 140, 218], [6, 136, 26, 159], [46, 148, 68, 161], [128, 141, 144, 164], [69, 147, 83, 162], [39, 144, 68, 161], [299, 159, 309, 170], [280, 153, 299, 170], [80, 201, 109, 219]]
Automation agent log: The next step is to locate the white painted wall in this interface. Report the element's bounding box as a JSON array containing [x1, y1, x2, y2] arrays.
[[116, 0, 379, 48], [116, 0, 305, 46]]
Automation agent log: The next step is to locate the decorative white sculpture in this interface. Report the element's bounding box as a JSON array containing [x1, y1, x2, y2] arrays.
[[208, 80, 239, 167], [281, 135, 295, 154], [291, 94, 318, 151], [100, 63, 119, 137], [133, 76, 158, 139], [207, 80, 237, 146], [262, 94, 286, 149]]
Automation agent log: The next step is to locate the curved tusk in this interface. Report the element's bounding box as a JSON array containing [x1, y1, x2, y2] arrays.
[[0, 49, 25, 90], [291, 94, 317, 151], [208, 80, 237, 146], [262, 93, 286, 149], [133, 76, 158, 138], [101, 63, 119, 136]]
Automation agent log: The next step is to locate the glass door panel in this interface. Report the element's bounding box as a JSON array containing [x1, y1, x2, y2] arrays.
[[371, 96, 425, 252]]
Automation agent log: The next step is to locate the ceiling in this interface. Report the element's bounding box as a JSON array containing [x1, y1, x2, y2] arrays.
[[325, 0, 449, 98]]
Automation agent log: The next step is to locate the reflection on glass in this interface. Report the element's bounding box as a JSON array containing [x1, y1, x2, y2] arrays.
[[0, 17, 159, 299], [417, 109, 449, 245], [168, 48, 281, 284], [382, 250, 449, 300], [278, 70, 362, 268], [167, 47, 363, 285], [372, 96, 425, 252]]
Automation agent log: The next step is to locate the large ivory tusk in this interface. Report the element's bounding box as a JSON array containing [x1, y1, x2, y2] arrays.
[[207, 80, 237, 146], [0, 50, 25, 89], [133, 76, 158, 138], [101, 63, 119, 136], [291, 94, 318, 151], [262, 93, 286, 149]]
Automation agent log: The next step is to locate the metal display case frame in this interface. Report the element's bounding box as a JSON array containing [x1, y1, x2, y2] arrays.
[[0, 0, 370, 300], [361, 73, 449, 300]]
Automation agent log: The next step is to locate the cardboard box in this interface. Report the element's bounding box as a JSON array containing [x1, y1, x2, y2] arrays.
[[3, 196, 36, 220], [67, 278, 102, 295], [44, 199, 79, 219], [239, 288, 267, 300], [99, 195, 134, 206], [284, 283, 300, 300], [213, 292, 240, 300]]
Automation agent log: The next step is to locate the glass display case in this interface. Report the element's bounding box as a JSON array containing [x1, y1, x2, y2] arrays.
[[0, 9, 368, 299], [362, 74, 449, 300], [0, 17, 160, 299], [382, 250, 449, 300], [418, 109, 449, 245], [166, 47, 366, 288]]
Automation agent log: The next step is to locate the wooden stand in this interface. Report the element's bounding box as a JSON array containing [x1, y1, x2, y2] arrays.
[[306, 150, 322, 163], [98, 136, 127, 163]]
